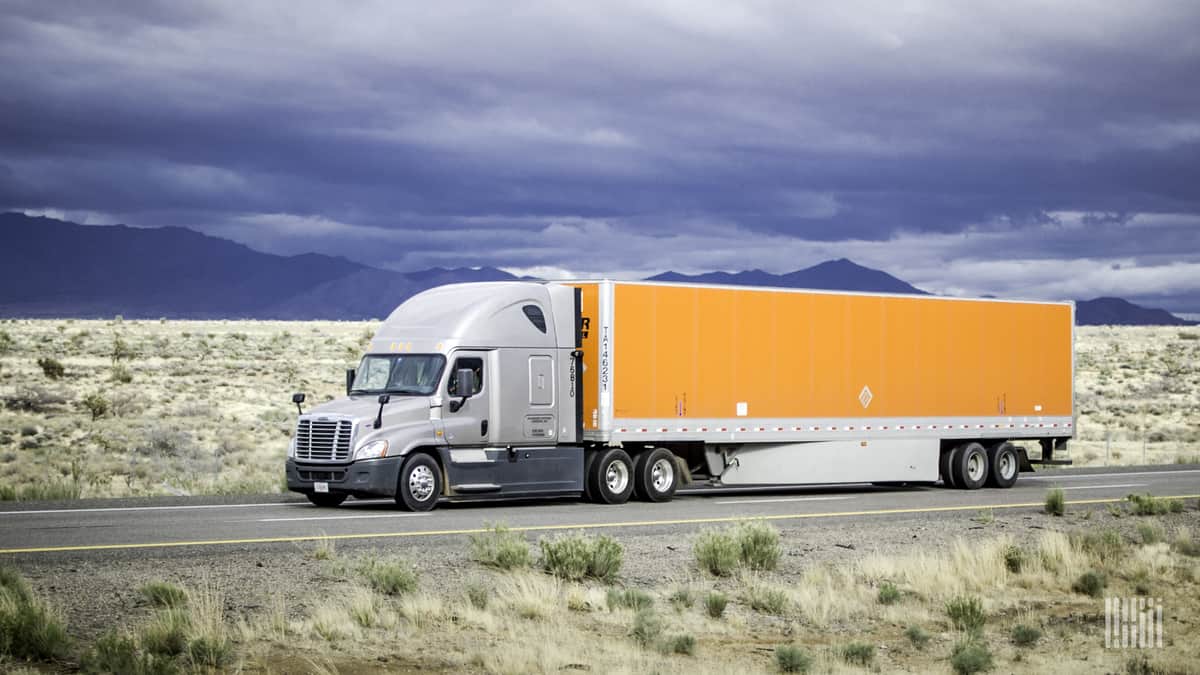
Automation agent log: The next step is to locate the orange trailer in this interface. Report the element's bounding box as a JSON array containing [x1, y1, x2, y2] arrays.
[[568, 280, 1073, 489]]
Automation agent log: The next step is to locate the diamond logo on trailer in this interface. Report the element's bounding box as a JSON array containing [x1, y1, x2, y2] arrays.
[[858, 385, 873, 409]]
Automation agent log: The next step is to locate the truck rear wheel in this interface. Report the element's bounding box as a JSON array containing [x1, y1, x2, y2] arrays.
[[395, 453, 442, 511], [951, 442, 988, 490], [939, 446, 961, 488], [588, 448, 635, 505], [306, 492, 347, 507], [633, 447, 678, 502], [986, 442, 1019, 488]]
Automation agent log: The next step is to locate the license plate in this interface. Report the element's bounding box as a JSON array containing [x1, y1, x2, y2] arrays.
[[314, 481, 329, 493]]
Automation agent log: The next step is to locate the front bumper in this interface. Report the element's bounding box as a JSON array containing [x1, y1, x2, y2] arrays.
[[286, 456, 403, 499]]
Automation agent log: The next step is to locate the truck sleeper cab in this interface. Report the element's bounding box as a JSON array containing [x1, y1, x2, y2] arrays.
[[286, 280, 1074, 510]]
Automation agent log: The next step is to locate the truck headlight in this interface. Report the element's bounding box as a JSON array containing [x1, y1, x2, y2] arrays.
[[354, 439, 389, 461], [287, 437, 296, 459]]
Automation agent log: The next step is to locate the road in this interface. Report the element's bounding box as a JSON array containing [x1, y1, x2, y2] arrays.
[[2, 466, 1198, 557]]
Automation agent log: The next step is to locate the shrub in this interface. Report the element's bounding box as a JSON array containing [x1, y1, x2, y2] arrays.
[[465, 582, 489, 610], [1174, 531, 1200, 557], [37, 357, 64, 380], [694, 529, 740, 576], [140, 581, 188, 609], [950, 638, 993, 674], [1075, 529, 1125, 563], [668, 587, 694, 610], [1072, 571, 1106, 598], [877, 581, 900, 605], [469, 523, 532, 570], [111, 334, 136, 364], [841, 642, 874, 666], [737, 520, 782, 571], [704, 591, 728, 619], [745, 581, 789, 615], [607, 587, 654, 611], [358, 558, 418, 595], [1044, 488, 1065, 516], [140, 609, 190, 656], [906, 624, 931, 650], [775, 644, 812, 673], [1137, 523, 1164, 545], [630, 609, 662, 646], [81, 632, 178, 675], [80, 392, 111, 421], [539, 533, 623, 582], [1003, 545, 1025, 574], [111, 365, 134, 384], [0, 330, 13, 355], [663, 633, 696, 655], [186, 635, 232, 669], [0, 567, 71, 661], [1011, 624, 1041, 647], [945, 595, 985, 634], [1126, 493, 1181, 516]]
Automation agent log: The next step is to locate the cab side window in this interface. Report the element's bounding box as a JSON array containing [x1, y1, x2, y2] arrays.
[[447, 357, 484, 396]]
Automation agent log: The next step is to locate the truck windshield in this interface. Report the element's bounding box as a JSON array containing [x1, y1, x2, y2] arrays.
[[351, 354, 446, 396]]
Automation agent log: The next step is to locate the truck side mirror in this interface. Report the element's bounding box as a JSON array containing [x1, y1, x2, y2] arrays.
[[292, 392, 305, 414], [345, 368, 356, 396], [449, 368, 476, 413], [374, 394, 391, 429]]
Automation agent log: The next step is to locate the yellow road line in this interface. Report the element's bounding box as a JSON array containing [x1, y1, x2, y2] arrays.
[[2, 494, 1198, 555]]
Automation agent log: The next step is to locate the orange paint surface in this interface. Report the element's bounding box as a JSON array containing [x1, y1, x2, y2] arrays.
[[600, 283, 1072, 420]]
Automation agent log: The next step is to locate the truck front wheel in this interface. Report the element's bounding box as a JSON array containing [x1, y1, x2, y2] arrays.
[[396, 453, 442, 511], [588, 448, 635, 505], [633, 447, 678, 502]]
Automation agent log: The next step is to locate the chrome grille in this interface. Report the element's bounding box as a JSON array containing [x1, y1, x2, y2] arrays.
[[295, 417, 353, 462]]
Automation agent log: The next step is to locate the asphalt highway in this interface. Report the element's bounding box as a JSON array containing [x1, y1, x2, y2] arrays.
[[2, 466, 1198, 557]]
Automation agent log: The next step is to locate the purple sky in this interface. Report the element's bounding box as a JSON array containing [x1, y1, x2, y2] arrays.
[[2, 1, 1199, 314]]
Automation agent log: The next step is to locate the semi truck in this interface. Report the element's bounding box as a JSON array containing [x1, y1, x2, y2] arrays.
[[286, 280, 1074, 510]]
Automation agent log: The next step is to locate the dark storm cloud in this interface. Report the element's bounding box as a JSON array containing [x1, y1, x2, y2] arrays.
[[2, 1, 1199, 310]]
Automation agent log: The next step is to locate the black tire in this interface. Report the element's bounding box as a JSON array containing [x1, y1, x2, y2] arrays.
[[587, 447, 635, 505], [939, 445, 961, 488], [951, 442, 988, 490], [632, 447, 678, 502], [986, 441, 1019, 488], [306, 492, 347, 507], [582, 449, 598, 502], [395, 453, 442, 511]]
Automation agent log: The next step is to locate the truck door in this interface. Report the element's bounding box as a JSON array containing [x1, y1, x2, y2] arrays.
[[442, 352, 490, 447]]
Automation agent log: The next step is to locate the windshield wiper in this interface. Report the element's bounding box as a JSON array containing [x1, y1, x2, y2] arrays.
[[386, 388, 429, 395]]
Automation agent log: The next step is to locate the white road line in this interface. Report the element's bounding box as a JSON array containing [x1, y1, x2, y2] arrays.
[[1026, 470, 1200, 481], [0, 502, 305, 516], [1058, 483, 1147, 491], [714, 496, 856, 505], [253, 513, 429, 522]]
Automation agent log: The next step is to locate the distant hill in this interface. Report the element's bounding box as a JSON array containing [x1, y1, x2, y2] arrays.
[[649, 258, 929, 295], [0, 213, 515, 319], [1075, 297, 1196, 326], [0, 213, 1193, 324]]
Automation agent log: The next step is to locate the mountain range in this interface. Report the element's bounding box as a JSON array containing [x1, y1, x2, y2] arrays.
[[0, 213, 1193, 325]]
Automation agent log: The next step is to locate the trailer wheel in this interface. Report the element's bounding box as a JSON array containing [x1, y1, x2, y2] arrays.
[[305, 492, 347, 507], [395, 453, 442, 511], [582, 449, 598, 502], [633, 447, 678, 502], [951, 442, 988, 490], [939, 446, 961, 488], [986, 442, 1019, 488], [588, 448, 635, 505]]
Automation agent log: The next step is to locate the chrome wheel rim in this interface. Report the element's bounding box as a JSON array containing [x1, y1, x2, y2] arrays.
[[998, 451, 1016, 480], [967, 451, 985, 482], [650, 457, 674, 492], [605, 460, 629, 494], [409, 465, 435, 502]]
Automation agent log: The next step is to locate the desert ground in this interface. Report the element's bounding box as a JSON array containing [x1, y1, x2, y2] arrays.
[[0, 321, 1196, 500]]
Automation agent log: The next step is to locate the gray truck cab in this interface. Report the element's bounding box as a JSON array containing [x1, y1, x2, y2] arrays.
[[285, 282, 583, 510]]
